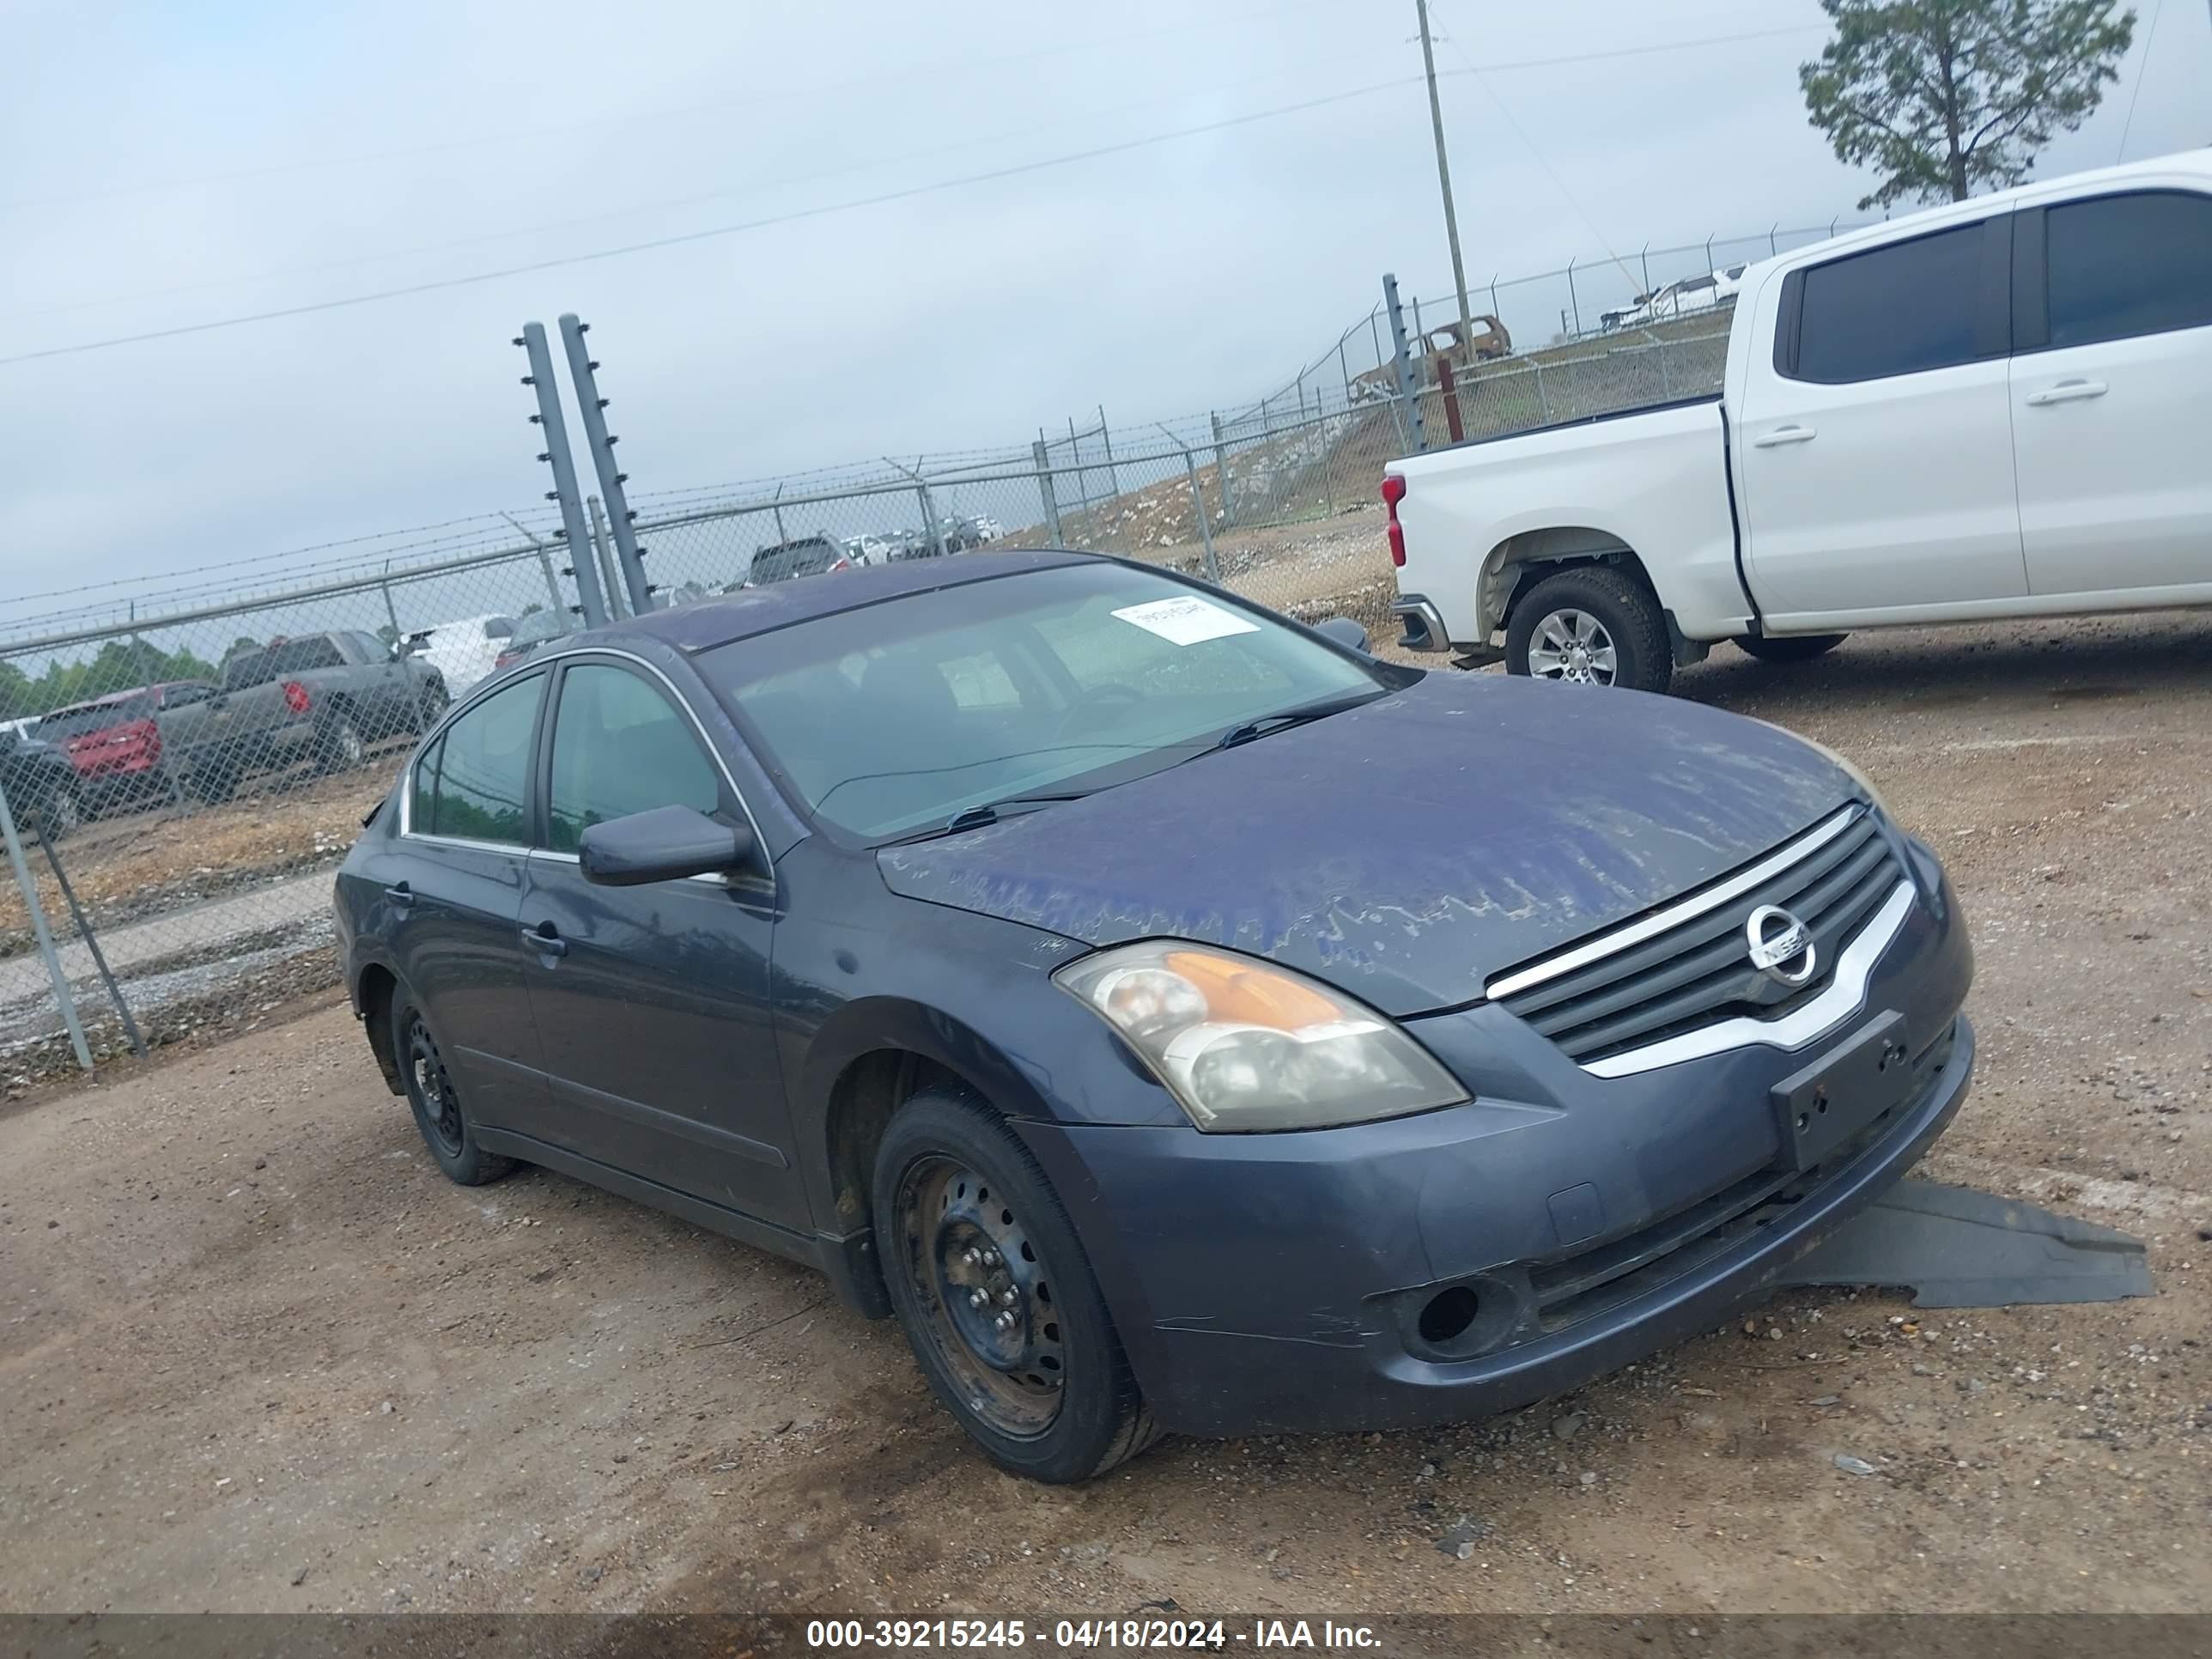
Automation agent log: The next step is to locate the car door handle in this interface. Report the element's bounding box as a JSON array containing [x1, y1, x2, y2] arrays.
[[382, 883, 413, 908], [522, 924, 568, 957], [1751, 425, 1817, 447], [2024, 379, 2107, 407]]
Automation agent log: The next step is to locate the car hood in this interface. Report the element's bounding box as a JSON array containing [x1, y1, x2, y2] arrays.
[[876, 672, 1860, 1017]]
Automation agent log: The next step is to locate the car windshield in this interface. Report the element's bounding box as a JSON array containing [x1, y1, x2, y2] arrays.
[[38, 693, 154, 738], [700, 562, 1390, 841]]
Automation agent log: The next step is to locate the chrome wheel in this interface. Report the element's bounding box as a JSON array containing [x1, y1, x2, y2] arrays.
[[1525, 608, 1619, 686], [332, 718, 366, 769], [43, 787, 82, 840], [405, 1015, 465, 1158], [894, 1156, 1066, 1439]]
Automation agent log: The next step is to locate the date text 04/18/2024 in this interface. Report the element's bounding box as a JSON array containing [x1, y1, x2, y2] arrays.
[[804, 1620, 1382, 1650]]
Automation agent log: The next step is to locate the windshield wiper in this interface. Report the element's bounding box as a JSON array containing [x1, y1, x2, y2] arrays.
[[878, 790, 1095, 847], [1210, 690, 1382, 754]]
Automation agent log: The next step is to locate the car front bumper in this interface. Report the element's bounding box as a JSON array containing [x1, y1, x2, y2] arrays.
[[1016, 865, 1973, 1438]]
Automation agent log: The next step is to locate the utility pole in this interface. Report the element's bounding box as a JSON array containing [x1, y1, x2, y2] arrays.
[[1414, 0, 1475, 350]]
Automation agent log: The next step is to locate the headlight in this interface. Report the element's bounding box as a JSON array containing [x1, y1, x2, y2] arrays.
[[1054, 942, 1468, 1133], [1750, 718, 1892, 817]]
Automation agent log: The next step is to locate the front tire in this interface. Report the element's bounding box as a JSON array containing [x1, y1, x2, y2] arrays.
[[36, 784, 82, 843], [392, 994, 515, 1187], [1737, 632, 1847, 665], [1505, 566, 1673, 695], [872, 1088, 1157, 1483]]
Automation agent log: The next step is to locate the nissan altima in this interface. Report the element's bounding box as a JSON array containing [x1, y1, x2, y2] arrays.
[[334, 550, 1973, 1482]]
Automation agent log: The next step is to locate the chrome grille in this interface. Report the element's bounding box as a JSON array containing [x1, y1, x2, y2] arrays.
[[1493, 810, 1905, 1067]]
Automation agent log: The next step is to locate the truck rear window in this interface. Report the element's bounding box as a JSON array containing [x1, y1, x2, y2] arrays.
[[224, 637, 344, 688]]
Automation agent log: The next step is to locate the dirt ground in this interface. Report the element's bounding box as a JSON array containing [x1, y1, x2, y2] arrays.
[[3, 609, 2209, 1620]]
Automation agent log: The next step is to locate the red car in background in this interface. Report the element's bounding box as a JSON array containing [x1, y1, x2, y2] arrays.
[[35, 680, 217, 814]]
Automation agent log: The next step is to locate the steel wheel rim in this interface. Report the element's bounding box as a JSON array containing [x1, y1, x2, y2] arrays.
[[336, 722, 365, 765], [1526, 608, 1619, 686], [48, 791, 80, 836], [405, 1016, 465, 1158], [894, 1156, 1066, 1438]]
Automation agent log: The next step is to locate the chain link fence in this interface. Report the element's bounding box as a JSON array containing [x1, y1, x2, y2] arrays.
[[0, 216, 1866, 1077]]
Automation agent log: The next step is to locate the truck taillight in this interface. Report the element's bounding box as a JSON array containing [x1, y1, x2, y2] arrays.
[[1382, 474, 1407, 567], [283, 680, 311, 714]]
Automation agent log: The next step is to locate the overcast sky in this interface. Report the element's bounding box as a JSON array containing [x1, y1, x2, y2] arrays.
[[3, 0, 2205, 622]]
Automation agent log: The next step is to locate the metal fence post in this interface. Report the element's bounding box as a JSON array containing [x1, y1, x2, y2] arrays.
[[0, 776, 92, 1072], [1566, 258, 1582, 338], [772, 482, 788, 545], [1639, 242, 1652, 299], [586, 495, 626, 619], [518, 322, 609, 629], [1097, 405, 1120, 501], [1382, 272, 1425, 453], [1031, 440, 1064, 544], [1534, 359, 1553, 422], [1658, 337, 1674, 400], [500, 512, 568, 614], [889, 459, 945, 556], [40, 836, 143, 1059], [1209, 412, 1236, 528], [1066, 416, 1089, 522], [559, 314, 654, 616], [1336, 337, 1352, 407], [1158, 424, 1218, 582], [380, 561, 401, 642]]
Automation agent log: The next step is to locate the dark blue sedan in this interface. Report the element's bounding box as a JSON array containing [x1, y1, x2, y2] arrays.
[[334, 550, 1974, 1482]]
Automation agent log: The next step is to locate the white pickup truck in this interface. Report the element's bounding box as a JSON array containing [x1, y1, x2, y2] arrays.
[[1384, 150, 2212, 694]]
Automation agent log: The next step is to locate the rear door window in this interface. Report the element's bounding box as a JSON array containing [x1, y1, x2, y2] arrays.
[[2043, 191, 2212, 349], [421, 675, 541, 845], [1788, 222, 1998, 384]]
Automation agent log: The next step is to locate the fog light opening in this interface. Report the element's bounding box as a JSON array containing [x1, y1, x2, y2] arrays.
[[1417, 1285, 1481, 1346]]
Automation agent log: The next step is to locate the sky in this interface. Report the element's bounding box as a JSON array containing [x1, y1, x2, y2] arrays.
[[3, 0, 2205, 629]]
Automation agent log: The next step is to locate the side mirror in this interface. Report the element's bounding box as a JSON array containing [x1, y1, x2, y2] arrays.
[[579, 805, 751, 887], [1316, 616, 1370, 654]]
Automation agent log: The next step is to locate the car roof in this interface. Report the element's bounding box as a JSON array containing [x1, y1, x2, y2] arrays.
[[583, 547, 1097, 653]]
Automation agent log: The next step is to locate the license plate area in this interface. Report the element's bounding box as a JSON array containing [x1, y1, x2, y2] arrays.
[[1771, 1010, 1915, 1171]]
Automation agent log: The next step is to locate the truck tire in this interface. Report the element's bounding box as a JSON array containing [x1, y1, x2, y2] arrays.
[[317, 710, 367, 773], [35, 784, 82, 843], [1738, 633, 1847, 665], [1505, 567, 1672, 695]]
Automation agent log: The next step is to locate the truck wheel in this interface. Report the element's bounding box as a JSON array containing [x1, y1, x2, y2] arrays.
[[188, 763, 238, 805], [1506, 567, 1672, 695], [1738, 633, 1847, 665], [872, 1087, 1158, 1484], [317, 712, 367, 773], [37, 785, 82, 842]]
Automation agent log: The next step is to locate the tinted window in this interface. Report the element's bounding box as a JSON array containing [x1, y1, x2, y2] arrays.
[[427, 676, 539, 844], [2045, 191, 2212, 349], [410, 736, 442, 833], [223, 636, 344, 688], [749, 540, 841, 585], [161, 683, 214, 708], [546, 665, 721, 854], [1793, 222, 1990, 383]]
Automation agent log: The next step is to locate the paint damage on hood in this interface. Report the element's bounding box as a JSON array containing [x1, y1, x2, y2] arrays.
[[877, 672, 1856, 1017]]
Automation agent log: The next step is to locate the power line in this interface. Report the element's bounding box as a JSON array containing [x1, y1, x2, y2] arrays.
[[2116, 0, 2167, 161], [0, 0, 1349, 214], [1, 22, 1830, 368], [5, 41, 1405, 324]]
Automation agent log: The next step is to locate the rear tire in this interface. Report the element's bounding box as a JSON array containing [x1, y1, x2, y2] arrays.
[[318, 711, 367, 773], [872, 1088, 1158, 1483], [391, 992, 514, 1187], [1505, 566, 1673, 695], [1737, 632, 1847, 665]]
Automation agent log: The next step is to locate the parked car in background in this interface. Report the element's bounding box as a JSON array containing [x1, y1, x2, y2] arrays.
[[400, 615, 517, 696], [179, 631, 446, 801], [744, 536, 851, 587], [970, 516, 1004, 542], [34, 679, 217, 813], [1388, 151, 2212, 693], [881, 529, 933, 561], [841, 535, 892, 566], [493, 609, 574, 673], [0, 723, 88, 840], [338, 550, 1972, 1482]]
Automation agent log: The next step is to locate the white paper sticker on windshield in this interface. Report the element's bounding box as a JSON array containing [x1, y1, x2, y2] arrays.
[[1110, 596, 1261, 647]]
